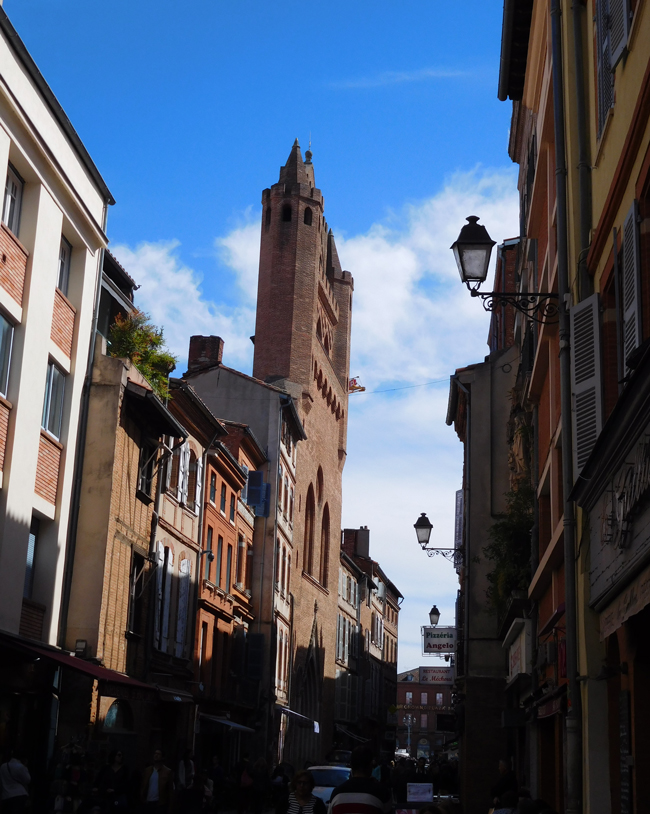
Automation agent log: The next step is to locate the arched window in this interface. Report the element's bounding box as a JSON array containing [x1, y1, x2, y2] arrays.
[[275, 538, 281, 589], [103, 699, 134, 731], [316, 319, 323, 342], [305, 485, 315, 575], [265, 207, 272, 229], [320, 503, 330, 588], [304, 207, 313, 226], [282, 204, 292, 222], [316, 467, 324, 505], [281, 546, 287, 595]]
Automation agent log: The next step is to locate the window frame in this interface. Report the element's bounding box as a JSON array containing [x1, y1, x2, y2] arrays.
[[2, 164, 23, 236], [42, 360, 66, 441], [57, 236, 72, 297], [0, 311, 14, 399]]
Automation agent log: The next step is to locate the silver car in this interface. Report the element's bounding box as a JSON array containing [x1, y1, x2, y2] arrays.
[[308, 765, 351, 805]]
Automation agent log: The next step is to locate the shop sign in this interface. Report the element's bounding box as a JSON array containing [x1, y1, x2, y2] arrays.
[[600, 559, 650, 639], [420, 666, 455, 684], [537, 696, 563, 719], [421, 627, 456, 654], [601, 434, 650, 549], [504, 619, 532, 680]]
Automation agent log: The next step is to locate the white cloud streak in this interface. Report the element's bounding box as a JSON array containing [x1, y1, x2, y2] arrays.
[[110, 167, 519, 670], [330, 67, 468, 89]]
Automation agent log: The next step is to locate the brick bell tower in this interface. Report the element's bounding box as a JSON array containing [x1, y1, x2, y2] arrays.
[[253, 141, 353, 764]]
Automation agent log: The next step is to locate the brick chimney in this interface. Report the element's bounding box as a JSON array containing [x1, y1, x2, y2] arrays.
[[187, 335, 224, 373]]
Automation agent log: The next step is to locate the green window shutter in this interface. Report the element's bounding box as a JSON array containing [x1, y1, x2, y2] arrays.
[[622, 200, 642, 370], [570, 293, 603, 474]]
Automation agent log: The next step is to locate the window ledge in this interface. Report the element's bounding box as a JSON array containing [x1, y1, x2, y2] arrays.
[[136, 488, 153, 506], [40, 429, 63, 450], [0, 394, 12, 411]]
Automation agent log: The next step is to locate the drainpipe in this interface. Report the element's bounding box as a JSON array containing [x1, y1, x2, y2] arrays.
[[572, 0, 592, 301], [57, 199, 109, 649], [550, 2, 582, 812], [453, 377, 471, 682]]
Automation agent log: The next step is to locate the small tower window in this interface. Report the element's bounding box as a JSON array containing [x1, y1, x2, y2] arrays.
[[265, 207, 272, 230], [304, 207, 313, 226], [282, 204, 292, 222]]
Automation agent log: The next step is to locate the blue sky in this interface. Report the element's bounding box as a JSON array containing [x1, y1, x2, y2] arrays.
[[6, 1, 520, 670]]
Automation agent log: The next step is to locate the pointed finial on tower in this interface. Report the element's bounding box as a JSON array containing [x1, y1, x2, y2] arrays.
[[305, 132, 312, 164], [293, 137, 300, 147]]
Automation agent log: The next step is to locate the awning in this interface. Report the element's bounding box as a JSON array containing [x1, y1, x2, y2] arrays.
[[1, 635, 152, 690], [124, 380, 187, 438], [274, 704, 314, 727], [199, 713, 255, 733], [158, 687, 194, 703]]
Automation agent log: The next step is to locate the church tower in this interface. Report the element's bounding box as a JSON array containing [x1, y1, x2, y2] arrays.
[[253, 142, 353, 764]]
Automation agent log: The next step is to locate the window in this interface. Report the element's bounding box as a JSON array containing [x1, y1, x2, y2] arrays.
[[281, 546, 287, 595], [405, 691, 413, 705], [23, 517, 40, 599], [216, 536, 223, 588], [289, 487, 294, 522], [57, 237, 71, 297], [175, 558, 191, 657], [265, 206, 272, 229], [154, 543, 173, 652], [304, 484, 315, 574], [137, 441, 157, 497], [420, 713, 428, 730], [278, 465, 283, 509], [320, 504, 330, 587], [436, 692, 444, 707], [0, 312, 13, 398], [421, 692, 428, 705], [246, 543, 253, 589], [209, 472, 216, 503], [283, 476, 289, 515], [199, 622, 208, 683], [103, 700, 134, 732], [241, 464, 249, 502], [226, 544, 233, 591], [304, 207, 313, 226], [220, 483, 227, 512], [205, 527, 213, 580], [282, 204, 292, 222], [42, 361, 65, 440], [237, 535, 245, 584], [275, 538, 281, 588], [229, 493, 235, 522], [186, 449, 203, 512], [2, 165, 22, 235]]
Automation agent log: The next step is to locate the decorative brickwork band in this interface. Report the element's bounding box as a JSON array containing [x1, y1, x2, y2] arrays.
[[36, 431, 62, 504], [51, 288, 76, 357], [0, 223, 28, 306], [0, 399, 10, 472]]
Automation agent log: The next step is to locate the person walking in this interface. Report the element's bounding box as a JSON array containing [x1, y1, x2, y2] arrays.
[[329, 746, 392, 814], [140, 749, 173, 812], [0, 751, 30, 813], [490, 759, 518, 808], [96, 750, 129, 812], [281, 770, 326, 814], [177, 749, 196, 809]]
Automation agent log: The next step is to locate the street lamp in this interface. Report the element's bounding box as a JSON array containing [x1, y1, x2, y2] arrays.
[[414, 513, 462, 564], [451, 215, 559, 322], [429, 605, 441, 626]]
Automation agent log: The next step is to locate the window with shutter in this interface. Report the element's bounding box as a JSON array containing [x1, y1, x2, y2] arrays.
[[175, 558, 191, 657], [178, 442, 190, 503], [161, 546, 173, 652], [610, 0, 631, 67], [153, 542, 164, 647], [570, 293, 603, 474], [622, 201, 642, 370], [194, 456, 203, 512], [596, 0, 614, 136]]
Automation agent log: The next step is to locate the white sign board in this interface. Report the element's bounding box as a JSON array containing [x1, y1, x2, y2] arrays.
[[420, 666, 455, 684], [422, 626, 457, 655], [407, 784, 433, 803]]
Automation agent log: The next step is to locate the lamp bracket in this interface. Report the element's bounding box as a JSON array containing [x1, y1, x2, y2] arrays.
[[421, 546, 464, 565], [467, 285, 560, 323]]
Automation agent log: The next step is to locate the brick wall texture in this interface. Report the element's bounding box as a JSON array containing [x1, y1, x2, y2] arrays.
[[19, 598, 45, 640], [0, 400, 9, 472], [35, 431, 61, 504], [51, 288, 76, 357], [0, 224, 27, 305]]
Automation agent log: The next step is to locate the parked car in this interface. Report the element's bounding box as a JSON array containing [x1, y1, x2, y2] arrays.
[[326, 750, 352, 766], [308, 765, 351, 805]]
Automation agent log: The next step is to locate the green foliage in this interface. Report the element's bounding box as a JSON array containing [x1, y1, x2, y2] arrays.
[[108, 308, 177, 400], [483, 483, 534, 618]]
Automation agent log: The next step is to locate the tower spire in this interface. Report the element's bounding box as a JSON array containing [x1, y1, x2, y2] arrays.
[[279, 138, 308, 185]]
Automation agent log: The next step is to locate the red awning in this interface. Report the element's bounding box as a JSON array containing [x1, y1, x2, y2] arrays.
[[12, 639, 153, 690]]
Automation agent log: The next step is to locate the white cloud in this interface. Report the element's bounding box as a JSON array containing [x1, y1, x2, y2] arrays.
[[111, 167, 519, 671], [330, 67, 468, 89]]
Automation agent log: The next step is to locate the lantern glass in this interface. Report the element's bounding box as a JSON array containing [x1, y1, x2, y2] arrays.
[[414, 513, 433, 547], [429, 605, 441, 626], [450, 216, 496, 286]]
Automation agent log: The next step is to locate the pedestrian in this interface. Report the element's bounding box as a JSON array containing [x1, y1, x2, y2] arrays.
[[493, 790, 518, 814], [235, 753, 253, 814], [96, 750, 129, 812], [0, 751, 31, 813], [177, 749, 196, 808], [490, 758, 518, 808], [140, 749, 173, 812], [270, 764, 290, 814], [208, 755, 225, 811], [281, 770, 326, 814], [329, 746, 392, 814]]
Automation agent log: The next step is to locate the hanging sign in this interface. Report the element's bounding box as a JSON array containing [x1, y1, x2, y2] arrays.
[[420, 666, 455, 684], [421, 626, 457, 655]]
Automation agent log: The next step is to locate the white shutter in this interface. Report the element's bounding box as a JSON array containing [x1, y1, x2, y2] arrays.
[[622, 201, 642, 370], [161, 548, 173, 652], [609, 0, 631, 67], [154, 542, 164, 648], [179, 442, 190, 504], [571, 293, 603, 474], [194, 456, 203, 513], [344, 618, 349, 665], [175, 558, 191, 657], [164, 437, 172, 492]]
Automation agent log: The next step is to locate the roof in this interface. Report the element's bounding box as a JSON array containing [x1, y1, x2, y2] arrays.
[[219, 419, 268, 465], [124, 380, 187, 439], [0, 9, 114, 204], [168, 378, 228, 445], [497, 0, 534, 102], [209, 440, 248, 485], [104, 249, 137, 296]]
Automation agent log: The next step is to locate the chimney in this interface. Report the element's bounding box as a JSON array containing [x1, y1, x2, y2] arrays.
[[342, 527, 370, 559], [187, 335, 224, 373]]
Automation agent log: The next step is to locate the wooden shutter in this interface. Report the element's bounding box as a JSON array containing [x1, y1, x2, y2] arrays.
[[153, 542, 164, 648], [596, 0, 614, 135], [247, 470, 263, 507], [163, 438, 172, 493], [175, 558, 191, 657], [194, 455, 203, 512], [179, 442, 190, 504], [571, 293, 603, 474], [610, 0, 631, 67], [161, 548, 173, 652], [622, 201, 642, 370]]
